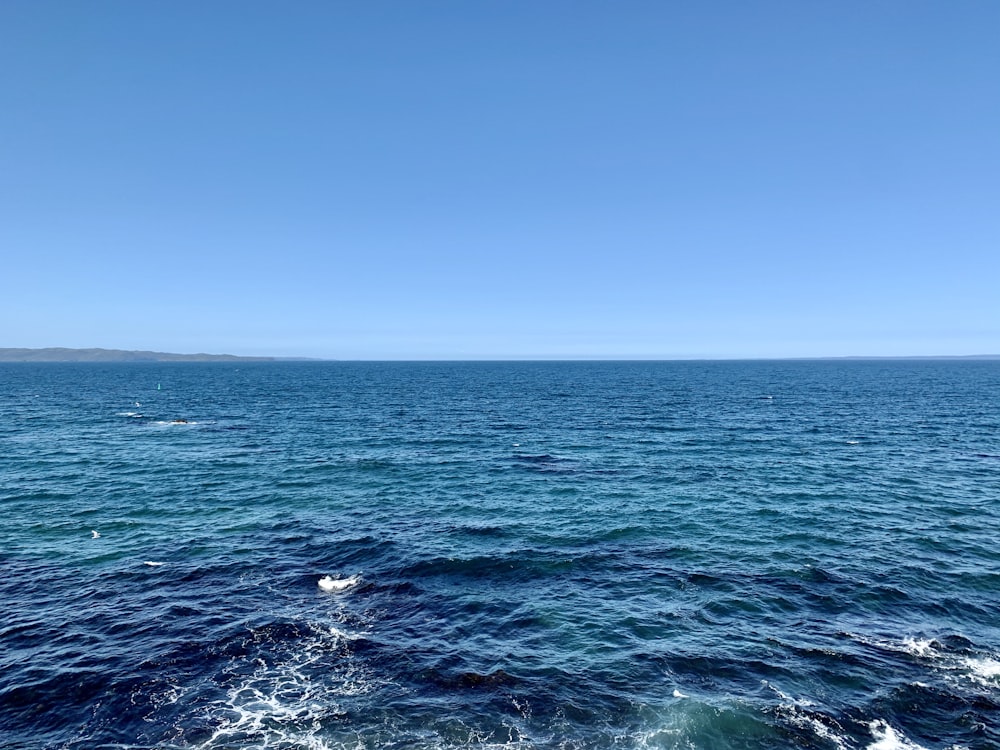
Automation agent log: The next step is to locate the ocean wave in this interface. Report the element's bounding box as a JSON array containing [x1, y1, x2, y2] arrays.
[[773, 700, 852, 750], [866, 720, 930, 750], [318, 574, 361, 592], [847, 632, 1000, 695], [188, 620, 373, 750], [961, 655, 1000, 687]]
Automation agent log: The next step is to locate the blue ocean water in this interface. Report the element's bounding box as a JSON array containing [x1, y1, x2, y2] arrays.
[[1, 361, 999, 750]]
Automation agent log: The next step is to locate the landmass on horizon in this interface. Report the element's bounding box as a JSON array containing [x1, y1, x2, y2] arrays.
[[0, 348, 321, 362], [1, 348, 998, 363]]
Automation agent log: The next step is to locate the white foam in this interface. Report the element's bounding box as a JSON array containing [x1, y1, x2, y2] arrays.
[[846, 440, 860, 445], [782, 709, 850, 750], [144, 561, 165, 567], [764, 680, 815, 706], [192, 621, 373, 750], [962, 656, 1000, 685], [768, 681, 850, 750], [318, 574, 360, 592], [511, 694, 531, 719], [867, 720, 929, 750], [855, 634, 1000, 691], [901, 637, 937, 658], [635, 727, 683, 748], [848, 633, 941, 661], [672, 689, 688, 698]]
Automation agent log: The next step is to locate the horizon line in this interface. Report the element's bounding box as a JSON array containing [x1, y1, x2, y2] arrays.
[[2, 347, 999, 363]]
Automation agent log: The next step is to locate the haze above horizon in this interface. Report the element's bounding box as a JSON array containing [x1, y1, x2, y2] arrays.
[[2, 2, 997, 360]]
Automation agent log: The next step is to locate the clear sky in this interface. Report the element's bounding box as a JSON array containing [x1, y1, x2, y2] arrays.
[[2, 1, 998, 359]]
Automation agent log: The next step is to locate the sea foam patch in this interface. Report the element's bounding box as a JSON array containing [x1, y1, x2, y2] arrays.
[[850, 633, 1000, 695], [962, 656, 1000, 686], [318, 575, 360, 592], [866, 720, 929, 750], [767, 682, 851, 750], [900, 637, 936, 658], [192, 620, 373, 750]]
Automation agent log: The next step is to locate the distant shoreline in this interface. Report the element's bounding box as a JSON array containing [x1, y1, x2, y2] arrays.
[[0, 348, 311, 362], [1, 348, 998, 363]]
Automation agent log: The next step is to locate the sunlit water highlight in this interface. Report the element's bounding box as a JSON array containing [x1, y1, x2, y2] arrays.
[[1, 361, 998, 749]]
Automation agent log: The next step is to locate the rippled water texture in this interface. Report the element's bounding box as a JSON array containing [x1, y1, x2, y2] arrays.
[[1, 361, 998, 749]]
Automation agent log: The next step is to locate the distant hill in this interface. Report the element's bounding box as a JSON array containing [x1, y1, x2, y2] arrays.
[[0, 348, 280, 362]]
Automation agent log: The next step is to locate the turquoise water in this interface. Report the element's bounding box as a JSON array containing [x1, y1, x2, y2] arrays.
[[1, 361, 998, 749]]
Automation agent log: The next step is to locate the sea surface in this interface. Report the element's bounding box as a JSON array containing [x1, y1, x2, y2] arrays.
[[1, 361, 999, 750]]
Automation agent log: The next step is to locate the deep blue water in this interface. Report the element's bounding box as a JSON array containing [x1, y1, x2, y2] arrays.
[[1, 360, 999, 750]]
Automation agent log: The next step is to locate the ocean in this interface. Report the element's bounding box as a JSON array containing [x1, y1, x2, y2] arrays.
[[1, 360, 998, 750]]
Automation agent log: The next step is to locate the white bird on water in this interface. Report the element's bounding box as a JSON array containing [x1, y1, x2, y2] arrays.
[[318, 575, 360, 592], [91, 530, 101, 539]]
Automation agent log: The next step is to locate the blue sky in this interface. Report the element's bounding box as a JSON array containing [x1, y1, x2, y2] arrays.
[[2, 1, 998, 359]]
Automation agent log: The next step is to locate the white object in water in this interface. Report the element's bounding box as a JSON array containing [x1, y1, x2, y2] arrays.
[[672, 689, 688, 698], [318, 574, 360, 592], [91, 530, 101, 539], [144, 561, 165, 567]]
